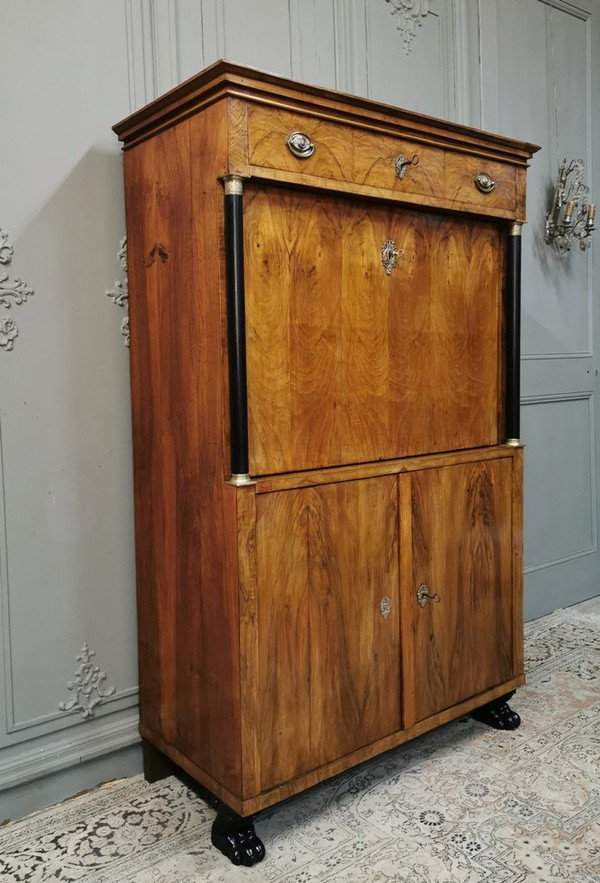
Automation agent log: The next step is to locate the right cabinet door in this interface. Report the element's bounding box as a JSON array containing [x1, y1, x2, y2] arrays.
[[400, 456, 519, 725]]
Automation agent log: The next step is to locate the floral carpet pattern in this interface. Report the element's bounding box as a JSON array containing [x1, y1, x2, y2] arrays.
[[1, 607, 599, 882]]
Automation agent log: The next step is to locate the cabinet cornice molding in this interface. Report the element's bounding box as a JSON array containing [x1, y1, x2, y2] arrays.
[[113, 59, 539, 166]]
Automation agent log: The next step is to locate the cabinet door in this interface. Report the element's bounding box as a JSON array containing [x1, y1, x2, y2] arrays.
[[401, 458, 517, 725], [255, 476, 400, 791], [244, 184, 502, 474]]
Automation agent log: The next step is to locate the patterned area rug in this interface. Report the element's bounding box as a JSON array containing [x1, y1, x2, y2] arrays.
[[1, 608, 600, 882]]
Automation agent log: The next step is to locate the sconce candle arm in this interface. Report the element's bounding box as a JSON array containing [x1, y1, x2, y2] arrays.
[[545, 158, 594, 256]]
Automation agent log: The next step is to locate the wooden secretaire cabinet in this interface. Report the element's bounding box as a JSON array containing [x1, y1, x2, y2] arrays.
[[114, 62, 539, 865]]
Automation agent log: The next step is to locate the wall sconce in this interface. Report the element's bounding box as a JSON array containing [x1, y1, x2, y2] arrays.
[[545, 158, 595, 256]]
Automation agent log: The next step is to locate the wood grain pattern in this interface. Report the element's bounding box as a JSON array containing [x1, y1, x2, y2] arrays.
[[254, 445, 517, 493], [236, 674, 525, 815], [114, 61, 539, 177], [511, 447, 525, 676], [227, 97, 250, 176], [125, 103, 243, 797], [404, 458, 515, 724], [236, 485, 261, 800], [248, 105, 354, 182], [353, 130, 445, 198], [445, 153, 517, 212], [256, 477, 401, 791], [116, 63, 532, 820], [245, 186, 502, 474]]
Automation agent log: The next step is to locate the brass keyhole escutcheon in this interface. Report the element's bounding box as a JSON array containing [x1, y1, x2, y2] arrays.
[[381, 239, 404, 276], [380, 596, 392, 620], [417, 584, 441, 608]]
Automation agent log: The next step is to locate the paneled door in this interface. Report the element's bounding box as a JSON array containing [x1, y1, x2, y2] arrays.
[[401, 457, 519, 725], [244, 184, 504, 474], [255, 476, 400, 792]]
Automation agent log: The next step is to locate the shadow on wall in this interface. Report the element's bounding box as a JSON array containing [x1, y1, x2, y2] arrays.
[[1, 140, 137, 732]]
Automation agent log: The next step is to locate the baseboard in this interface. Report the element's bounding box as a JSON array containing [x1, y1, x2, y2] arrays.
[[0, 714, 143, 822]]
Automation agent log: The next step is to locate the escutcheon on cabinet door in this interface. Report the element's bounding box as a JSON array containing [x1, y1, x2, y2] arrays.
[[401, 458, 517, 725], [255, 475, 401, 792]]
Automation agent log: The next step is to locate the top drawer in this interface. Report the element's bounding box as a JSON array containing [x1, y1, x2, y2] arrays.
[[248, 106, 354, 183], [247, 105, 444, 202], [246, 104, 520, 215], [445, 153, 517, 213]]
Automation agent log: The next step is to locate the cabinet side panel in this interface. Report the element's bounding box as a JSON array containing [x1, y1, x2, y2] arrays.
[[124, 105, 242, 796]]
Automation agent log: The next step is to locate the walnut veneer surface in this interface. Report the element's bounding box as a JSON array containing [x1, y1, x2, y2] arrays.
[[114, 61, 538, 816]]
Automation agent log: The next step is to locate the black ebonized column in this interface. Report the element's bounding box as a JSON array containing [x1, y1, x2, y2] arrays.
[[223, 177, 250, 482], [505, 223, 522, 444]]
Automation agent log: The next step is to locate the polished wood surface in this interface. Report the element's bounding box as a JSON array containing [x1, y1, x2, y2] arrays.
[[445, 153, 518, 213], [114, 62, 535, 822], [354, 130, 444, 197], [114, 60, 539, 170], [248, 105, 354, 182], [255, 477, 401, 791], [403, 458, 516, 724], [124, 103, 243, 796], [254, 445, 518, 493], [245, 185, 502, 474]]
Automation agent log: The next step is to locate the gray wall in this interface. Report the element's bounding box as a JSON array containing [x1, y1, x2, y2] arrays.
[[0, 0, 598, 821]]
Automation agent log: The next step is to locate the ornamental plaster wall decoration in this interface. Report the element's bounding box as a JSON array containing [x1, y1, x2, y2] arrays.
[[106, 236, 130, 347], [385, 0, 430, 54], [0, 228, 34, 352], [58, 643, 116, 720]]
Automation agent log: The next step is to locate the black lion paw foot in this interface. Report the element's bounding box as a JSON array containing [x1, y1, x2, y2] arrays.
[[211, 808, 265, 866], [472, 693, 521, 730]]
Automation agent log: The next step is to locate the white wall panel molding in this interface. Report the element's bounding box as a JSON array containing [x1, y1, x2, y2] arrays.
[[288, 0, 336, 87], [7, 688, 139, 737], [365, 0, 457, 119], [537, 0, 591, 19], [333, 0, 368, 96], [452, 0, 481, 127], [198, 0, 226, 68], [522, 392, 597, 572], [0, 713, 140, 793], [125, 0, 179, 111], [0, 416, 12, 740], [0, 412, 137, 738], [477, 0, 500, 132], [0, 228, 34, 353]]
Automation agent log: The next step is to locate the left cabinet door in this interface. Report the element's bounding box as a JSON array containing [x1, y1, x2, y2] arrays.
[[255, 476, 401, 792]]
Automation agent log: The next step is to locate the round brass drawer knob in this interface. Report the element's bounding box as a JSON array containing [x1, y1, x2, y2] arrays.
[[475, 172, 495, 193], [287, 131, 315, 159]]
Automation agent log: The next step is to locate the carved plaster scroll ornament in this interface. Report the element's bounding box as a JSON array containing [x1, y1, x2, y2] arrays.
[[0, 228, 34, 352], [58, 643, 116, 720], [385, 0, 430, 54], [106, 236, 130, 346]]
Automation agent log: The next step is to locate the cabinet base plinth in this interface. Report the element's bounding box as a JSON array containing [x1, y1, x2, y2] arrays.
[[211, 803, 266, 866], [471, 691, 521, 730]]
